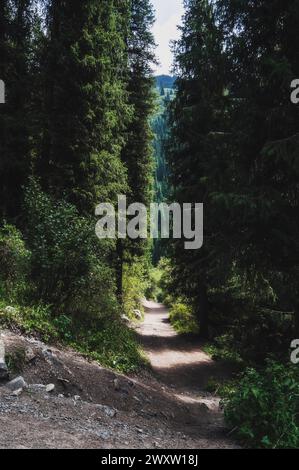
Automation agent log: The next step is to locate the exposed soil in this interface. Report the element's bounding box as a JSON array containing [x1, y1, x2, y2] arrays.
[[0, 302, 238, 449]]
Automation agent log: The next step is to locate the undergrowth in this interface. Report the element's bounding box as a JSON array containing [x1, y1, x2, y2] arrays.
[[0, 303, 146, 373]]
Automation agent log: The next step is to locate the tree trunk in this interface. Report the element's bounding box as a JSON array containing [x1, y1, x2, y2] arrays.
[[197, 283, 209, 339]]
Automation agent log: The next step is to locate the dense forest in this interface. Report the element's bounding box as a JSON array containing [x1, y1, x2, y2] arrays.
[[0, 0, 156, 372], [160, 0, 299, 449], [1, 0, 299, 450]]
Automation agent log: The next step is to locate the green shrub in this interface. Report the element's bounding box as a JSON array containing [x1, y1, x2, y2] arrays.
[[0, 224, 31, 302], [224, 361, 299, 448], [122, 260, 149, 318], [24, 180, 118, 318], [203, 334, 244, 368], [169, 302, 198, 334], [73, 320, 147, 372], [0, 304, 145, 373], [145, 267, 163, 302]]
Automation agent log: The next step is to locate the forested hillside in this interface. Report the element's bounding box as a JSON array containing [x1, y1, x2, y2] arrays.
[[0, 0, 156, 372]]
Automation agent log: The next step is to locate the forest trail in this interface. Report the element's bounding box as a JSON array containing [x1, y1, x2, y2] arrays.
[[0, 307, 238, 449], [137, 301, 232, 401]]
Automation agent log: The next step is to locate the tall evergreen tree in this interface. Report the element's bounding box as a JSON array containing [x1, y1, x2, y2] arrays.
[[215, 0, 299, 333], [0, 0, 35, 220], [38, 0, 131, 214], [169, 0, 299, 337], [116, 0, 156, 299], [168, 0, 228, 337]]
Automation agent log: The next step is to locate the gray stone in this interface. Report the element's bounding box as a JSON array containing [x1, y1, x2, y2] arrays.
[[121, 314, 131, 323], [97, 404, 117, 418], [133, 309, 142, 320], [12, 388, 23, 397], [6, 376, 27, 392], [46, 384, 55, 393], [25, 347, 37, 363], [0, 337, 8, 380]]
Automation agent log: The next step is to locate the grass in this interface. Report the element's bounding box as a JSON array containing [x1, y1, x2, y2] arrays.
[[0, 301, 147, 374]]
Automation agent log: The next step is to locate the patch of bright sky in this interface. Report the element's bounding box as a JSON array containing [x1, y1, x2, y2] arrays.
[[151, 0, 184, 75]]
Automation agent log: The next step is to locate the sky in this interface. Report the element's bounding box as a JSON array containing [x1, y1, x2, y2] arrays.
[[151, 0, 184, 75]]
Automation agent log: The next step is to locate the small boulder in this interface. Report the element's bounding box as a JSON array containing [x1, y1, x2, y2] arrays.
[[0, 338, 8, 380], [97, 404, 117, 418], [12, 388, 23, 397], [46, 384, 55, 393], [133, 309, 142, 320], [6, 376, 27, 392], [25, 347, 37, 363], [121, 314, 131, 324]]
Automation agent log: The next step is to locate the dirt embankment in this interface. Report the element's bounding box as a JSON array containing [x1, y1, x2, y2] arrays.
[[0, 302, 238, 449]]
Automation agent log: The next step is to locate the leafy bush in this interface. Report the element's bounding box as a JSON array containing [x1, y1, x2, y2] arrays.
[[122, 260, 149, 318], [0, 224, 31, 302], [73, 320, 147, 372], [24, 180, 118, 318], [145, 267, 163, 302], [169, 302, 198, 334], [203, 334, 244, 368], [224, 361, 299, 448], [0, 304, 145, 373]]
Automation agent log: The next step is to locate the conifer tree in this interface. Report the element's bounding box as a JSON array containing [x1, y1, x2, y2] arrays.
[[0, 0, 35, 220], [38, 0, 131, 214], [168, 0, 227, 337], [116, 0, 156, 299]]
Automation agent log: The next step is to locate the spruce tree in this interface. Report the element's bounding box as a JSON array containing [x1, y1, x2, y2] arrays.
[[0, 0, 35, 220], [38, 0, 131, 214], [116, 0, 156, 299], [168, 0, 228, 337], [215, 0, 299, 333]]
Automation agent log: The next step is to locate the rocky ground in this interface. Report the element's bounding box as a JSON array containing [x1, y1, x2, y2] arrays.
[[0, 303, 238, 449]]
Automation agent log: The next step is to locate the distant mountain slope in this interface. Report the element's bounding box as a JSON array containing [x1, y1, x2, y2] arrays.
[[155, 75, 176, 89]]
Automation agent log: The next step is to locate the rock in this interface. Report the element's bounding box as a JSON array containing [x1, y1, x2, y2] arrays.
[[113, 378, 120, 391], [46, 384, 55, 393], [6, 376, 27, 392], [97, 404, 117, 418], [25, 347, 37, 363], [12, 388, 23, 397], [133, 309, 142, 320], [42, 348, 61, 367], [74, 395, 81, 401], [121, 314, 131, 323], [0, 338, 8, 381]]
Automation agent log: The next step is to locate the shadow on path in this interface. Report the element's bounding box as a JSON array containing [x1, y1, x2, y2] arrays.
[[136, 301, 233, 392]]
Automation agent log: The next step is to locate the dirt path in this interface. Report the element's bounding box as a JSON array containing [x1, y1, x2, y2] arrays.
[[0, 305, 238, 449], [137, 301, 232, 406]]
